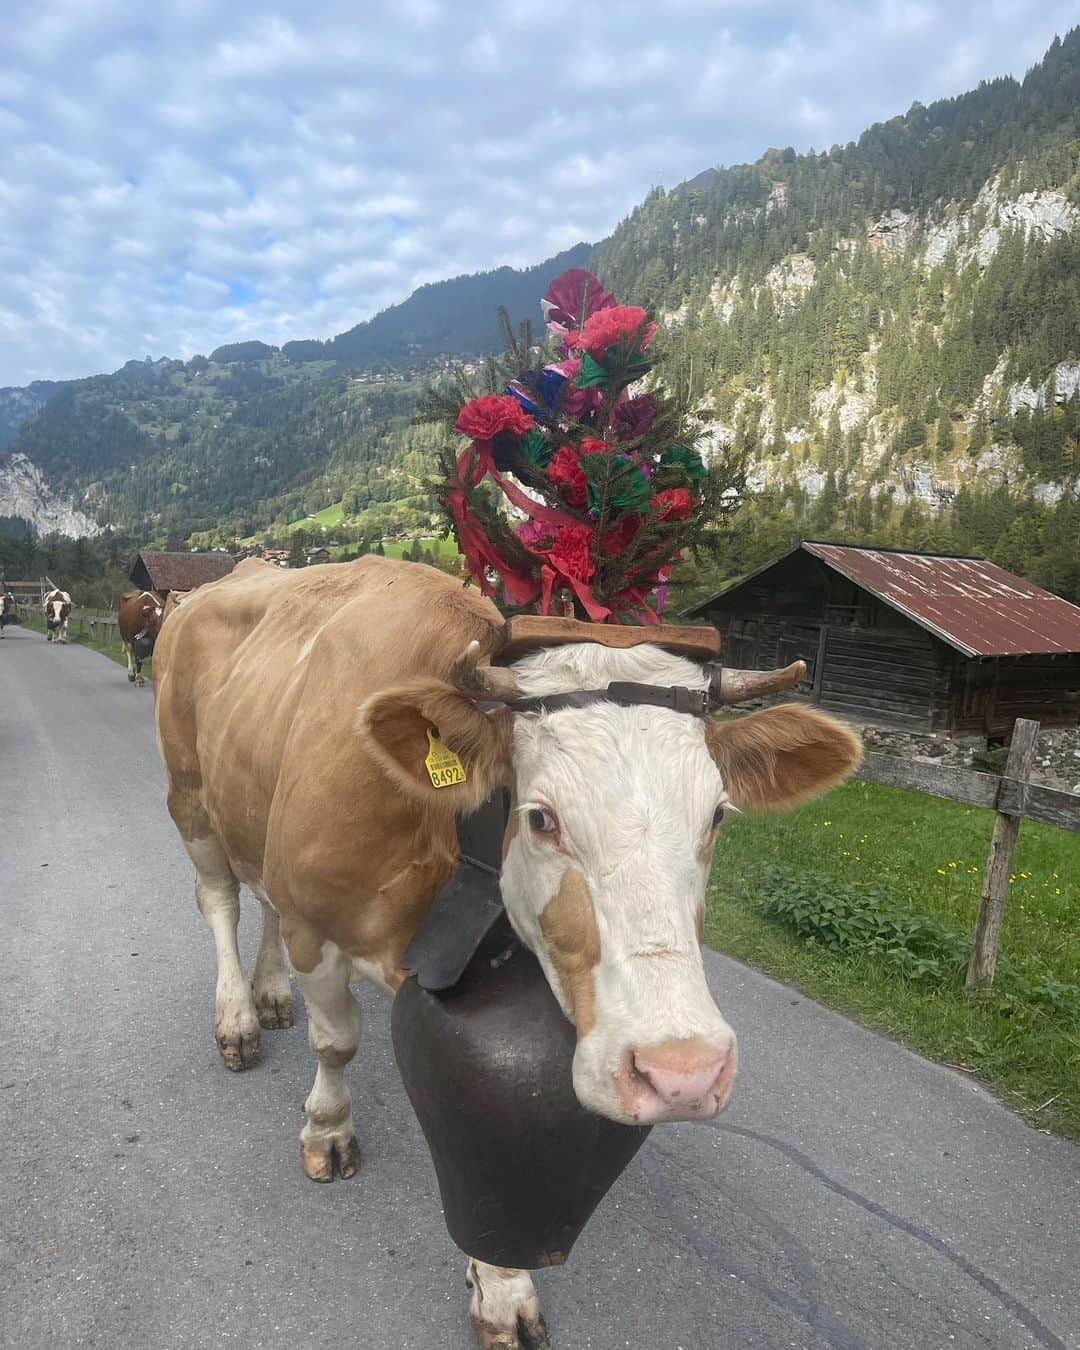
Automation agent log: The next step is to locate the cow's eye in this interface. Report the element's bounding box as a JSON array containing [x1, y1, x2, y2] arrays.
[[712, 805, 726, 829], [528, 807, 559, 836]]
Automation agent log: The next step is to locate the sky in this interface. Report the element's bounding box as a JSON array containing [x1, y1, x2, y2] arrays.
[[0, 0, 1075, 388]]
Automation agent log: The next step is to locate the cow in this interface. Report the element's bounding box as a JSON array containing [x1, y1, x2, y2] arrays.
[[154, 556, 860, 1349], [118, 589, 164, 685], [1, 590, 18, 637], [43, 588, 72, 642]]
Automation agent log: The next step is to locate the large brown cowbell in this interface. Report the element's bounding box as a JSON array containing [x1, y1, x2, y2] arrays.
[[391, 793, 651, 1270]]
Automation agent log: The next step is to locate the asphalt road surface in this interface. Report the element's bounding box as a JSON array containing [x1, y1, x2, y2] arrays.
[[2, 624, 1078, 1350]]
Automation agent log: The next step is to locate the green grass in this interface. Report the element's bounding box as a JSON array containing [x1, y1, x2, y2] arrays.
[[378, 536, 461, 560], [706, 777, 1080, 1137]]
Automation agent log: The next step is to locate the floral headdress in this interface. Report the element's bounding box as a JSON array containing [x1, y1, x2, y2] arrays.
[[429, 267, 741, 623]]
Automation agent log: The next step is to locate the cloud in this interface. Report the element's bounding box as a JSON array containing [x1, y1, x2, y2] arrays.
[[0, 0, 1074, 385]]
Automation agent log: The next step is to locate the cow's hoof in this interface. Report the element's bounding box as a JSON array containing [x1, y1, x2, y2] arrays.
[[127, 673, 136, 683], [215, 1015, 260, 1072], [471, 1319, 553, 1350], [135, 676, 146, 687], [255, 990, 294, 1030], [467, 1264, 552, 1350], [301, 1133, 361, 1182]]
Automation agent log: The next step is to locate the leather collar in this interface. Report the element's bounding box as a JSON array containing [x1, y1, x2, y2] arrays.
[[508, 681, 709, 718]]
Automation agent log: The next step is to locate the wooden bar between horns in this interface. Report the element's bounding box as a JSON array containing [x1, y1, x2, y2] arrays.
[[495, 615, 722, 664]]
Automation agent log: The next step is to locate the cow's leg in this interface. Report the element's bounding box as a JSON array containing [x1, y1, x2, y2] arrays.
[[293, 941, 362, 1182], [466, 1261, 551, 1350], [124, 640, 137, 682], [252, 901, 294, 1030], [186, 836, 260, 1070]]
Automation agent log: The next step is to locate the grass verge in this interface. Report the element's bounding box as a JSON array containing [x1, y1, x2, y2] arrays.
[[706, 777, 1080, 1138]]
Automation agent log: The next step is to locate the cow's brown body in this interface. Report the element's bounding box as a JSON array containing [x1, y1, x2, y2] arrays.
[[156, 556, 502, 980], [118, 589, 164, 684]]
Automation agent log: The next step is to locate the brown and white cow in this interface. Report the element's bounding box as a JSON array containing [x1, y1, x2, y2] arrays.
[[118, 589, 164, 685], [1, 590, 19, 637], [154, 556, 859, 1349], [43, 588, 72, 642]]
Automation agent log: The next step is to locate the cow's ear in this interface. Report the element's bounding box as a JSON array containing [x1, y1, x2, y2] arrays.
[[705, 704, 860, 813], [358, 679, 513, 810]]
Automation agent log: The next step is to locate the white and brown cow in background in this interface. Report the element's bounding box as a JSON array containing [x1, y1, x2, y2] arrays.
[[118, 589, 164, 685], [154, 556, 860, 1349], [1, 590, 19, 637], [43, 588, 72, 642]]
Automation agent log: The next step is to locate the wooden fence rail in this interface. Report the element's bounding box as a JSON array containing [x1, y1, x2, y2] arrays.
[[854, 718, 1079, 991]]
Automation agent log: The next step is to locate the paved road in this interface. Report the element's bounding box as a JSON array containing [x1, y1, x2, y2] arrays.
[[2, 624, 1078, 1350]]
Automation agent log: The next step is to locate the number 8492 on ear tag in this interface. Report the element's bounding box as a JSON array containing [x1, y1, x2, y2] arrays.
[[425, 727, 467, 788]]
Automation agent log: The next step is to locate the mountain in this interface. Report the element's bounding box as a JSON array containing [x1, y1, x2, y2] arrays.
[[1, 33, 1078, 601], [590, 28, 1080, 598], [0, 245, 590, 543], [283, 243, 591, 366]]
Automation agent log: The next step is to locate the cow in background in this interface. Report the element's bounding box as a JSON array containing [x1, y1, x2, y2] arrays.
[[1, 590, 19, 637], [43, 589, 72, 642], [118, 589, 164, 685]]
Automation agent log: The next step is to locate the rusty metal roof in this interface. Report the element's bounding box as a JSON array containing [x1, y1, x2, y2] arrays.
[[129, 550, 234, 593], [802, 543, 1080, 658]]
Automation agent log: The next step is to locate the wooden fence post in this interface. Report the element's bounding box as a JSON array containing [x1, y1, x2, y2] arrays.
[[965, 717, 1040, 991]]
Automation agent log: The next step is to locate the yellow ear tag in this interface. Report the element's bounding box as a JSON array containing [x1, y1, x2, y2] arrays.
[[425, 727, 467, 789]]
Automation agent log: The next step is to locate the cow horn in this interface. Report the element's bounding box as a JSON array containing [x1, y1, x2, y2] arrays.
[[708, 660, 806, 705], [450, 640, 519, 703]]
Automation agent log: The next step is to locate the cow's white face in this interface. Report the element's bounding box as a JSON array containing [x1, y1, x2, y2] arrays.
[[361, 640, 860, 1129], [500, 645, 736, 1125]]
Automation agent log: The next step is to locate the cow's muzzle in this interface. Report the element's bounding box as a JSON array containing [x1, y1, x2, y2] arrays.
[[615, 1033, 737, 1124]]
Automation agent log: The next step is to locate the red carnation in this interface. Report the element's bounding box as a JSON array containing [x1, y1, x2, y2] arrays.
[[653, 487, 693, 520], [454, 394, 534, 443], [578, 436, 612, 457], [548, 444, 588, 510], [602, 512, 640, 555], [570, 305, 657, 360], [543, 524, 595, 581]]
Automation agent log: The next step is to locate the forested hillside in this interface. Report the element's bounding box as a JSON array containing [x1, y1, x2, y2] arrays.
[[1, 32, 1077, 600], [592, 29, 1080, 599]]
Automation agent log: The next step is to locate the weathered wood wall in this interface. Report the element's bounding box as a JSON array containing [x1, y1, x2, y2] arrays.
[[698, 553, 1080, 737]]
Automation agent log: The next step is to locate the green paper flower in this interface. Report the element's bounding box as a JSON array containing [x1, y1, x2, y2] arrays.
[[575, 352, 609, 388], [579, 452, 653, 515], [575, 348, 653, 390], [660, 443, 707, 483], [520, 427, 554, 469]]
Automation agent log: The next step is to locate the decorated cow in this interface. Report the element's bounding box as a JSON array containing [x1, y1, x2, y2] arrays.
[[153, 269, 860, 1348]]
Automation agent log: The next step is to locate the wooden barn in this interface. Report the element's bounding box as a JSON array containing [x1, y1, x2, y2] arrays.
[[687, 543, 1080, 738], [128, 550, 234, 596]]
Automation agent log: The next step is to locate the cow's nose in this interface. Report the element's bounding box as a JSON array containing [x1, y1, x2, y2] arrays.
[[619, 1035, 736, 1124]]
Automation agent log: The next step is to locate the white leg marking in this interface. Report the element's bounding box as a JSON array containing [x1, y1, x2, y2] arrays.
[[185, 836, 260, 1071], [466, 1261, 550, 1350], [252, 902, 294, 1029], [294, 941, 363, 1182]]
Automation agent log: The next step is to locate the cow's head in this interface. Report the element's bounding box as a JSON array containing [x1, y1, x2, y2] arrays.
[[362, 640, 860, 1127], [133, 592, 164, 648]]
